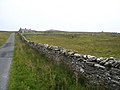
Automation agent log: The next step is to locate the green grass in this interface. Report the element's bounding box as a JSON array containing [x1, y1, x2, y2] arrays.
[[0, 32, 11, 46], [23, 31, 110, 35], [8, 34, 87, 90], [26, 34, 120, 59]]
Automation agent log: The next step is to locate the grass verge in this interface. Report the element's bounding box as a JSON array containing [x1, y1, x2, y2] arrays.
[[0, 32, 11, 46], [8, 34, 87, 90]]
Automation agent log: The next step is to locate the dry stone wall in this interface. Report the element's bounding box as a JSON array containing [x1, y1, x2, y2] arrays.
[[19, 33, 120, 90]]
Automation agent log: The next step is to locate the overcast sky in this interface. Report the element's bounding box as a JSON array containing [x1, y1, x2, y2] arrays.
[[0, 0, 120, 32]]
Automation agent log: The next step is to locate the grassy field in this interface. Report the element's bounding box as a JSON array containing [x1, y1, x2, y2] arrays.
[[26, 34, 120, 59], [23, 31, 110, 35], [0, 32, 11, 46], [8, 34, 87, 90]]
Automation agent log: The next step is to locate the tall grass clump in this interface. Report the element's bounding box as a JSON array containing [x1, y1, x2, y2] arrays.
[[8, 34, 87, 90]]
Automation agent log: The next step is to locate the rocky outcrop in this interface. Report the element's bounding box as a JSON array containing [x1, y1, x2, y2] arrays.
[[18, 33, 120, 90]]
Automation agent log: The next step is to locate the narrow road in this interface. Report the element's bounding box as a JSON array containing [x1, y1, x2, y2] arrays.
[[0, 33, 15, 90]]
